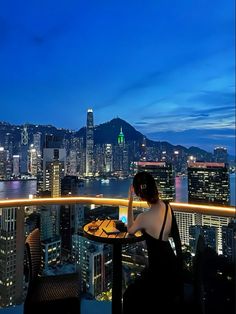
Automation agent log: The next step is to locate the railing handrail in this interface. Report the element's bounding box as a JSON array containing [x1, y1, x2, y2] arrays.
[[0, 197, 235, 217]]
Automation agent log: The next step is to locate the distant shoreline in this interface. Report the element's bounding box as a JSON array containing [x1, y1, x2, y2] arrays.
[[0, 178, 37, 182]]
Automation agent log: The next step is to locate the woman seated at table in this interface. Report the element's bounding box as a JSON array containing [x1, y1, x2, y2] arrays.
[[123, 171, 183, 314]]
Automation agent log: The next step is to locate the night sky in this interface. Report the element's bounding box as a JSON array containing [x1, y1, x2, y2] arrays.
[[0, 0, 235, 154]]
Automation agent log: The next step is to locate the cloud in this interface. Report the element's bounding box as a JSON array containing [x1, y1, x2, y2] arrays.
[[189, 91, 235, 106], [144, 127, 235, 155], [133, 121, 149, 125]]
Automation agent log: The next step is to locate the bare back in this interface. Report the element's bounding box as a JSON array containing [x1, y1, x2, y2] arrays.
[[142, 200, 172, 241]]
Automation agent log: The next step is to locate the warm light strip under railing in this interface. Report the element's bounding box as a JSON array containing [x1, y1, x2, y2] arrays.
[[0, 197, 235, 217]]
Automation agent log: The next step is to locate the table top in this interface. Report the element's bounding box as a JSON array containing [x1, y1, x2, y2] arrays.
[[83, 219, 144, 244]]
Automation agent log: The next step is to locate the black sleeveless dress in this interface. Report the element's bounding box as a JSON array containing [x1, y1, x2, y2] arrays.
[[123, 202, 183, 313]]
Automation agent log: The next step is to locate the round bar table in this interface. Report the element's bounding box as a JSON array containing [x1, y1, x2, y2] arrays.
[[83, 219, 144, 314]]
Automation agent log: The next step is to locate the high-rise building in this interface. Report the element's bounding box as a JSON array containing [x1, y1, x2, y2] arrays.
[[222, 221, 236, 262], [134, 161, 175, 201], [175, 212, 201, 246], [189, 225, 217, 253], [60, 176, 80, 253], [0, 207, 24, 307], [188, 162, 230, 205], [41, 237, 61, 271], [202, 215, 230, 254], [0, 147, 7, 180], [20, 125, 29, 174], [104, 144, 113, 173], [12, 155, 20, 178], [214, 147, 228, 163], [33, 132, 42, 174], [94, 144, 105, 175], [72, 235, 105, 298], [29, 145, 38, 176], [33, 132, 41, 155], [188, 162, 230, 254], [40, 207, 61, 270], [43, 148, 66, 197], [113, 128, 129, 175], [85, 109, 94, 176]]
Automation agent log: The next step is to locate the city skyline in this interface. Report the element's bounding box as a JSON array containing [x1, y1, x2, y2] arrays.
[[0, 0, 235, 155]]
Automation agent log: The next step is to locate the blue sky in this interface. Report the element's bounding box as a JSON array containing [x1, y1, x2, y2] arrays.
[[0, 0, 235, 154]]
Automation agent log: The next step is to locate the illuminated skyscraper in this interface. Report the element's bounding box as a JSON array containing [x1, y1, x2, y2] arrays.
[[29, 145, 38, 176], [188, 162, 230, 205], [113, 128, 129, 175], [104, 144, 113, 173], [33, 132, 42, 173], [214, 147, 228, 163], [42, 148, 66, 197], [0, 147, 7, 180], [86, 109, 94, 176], [222, 221, 236, 262], [72, 235, 105, 298], [134, 161, 175, 201], [20, 125, 29, 174], [0, 207, 24, 307], [12, 155, 20, 178], [188, 162, 230, 254]]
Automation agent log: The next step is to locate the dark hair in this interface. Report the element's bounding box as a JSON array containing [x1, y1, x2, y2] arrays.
[[133, 172, 159, 204]]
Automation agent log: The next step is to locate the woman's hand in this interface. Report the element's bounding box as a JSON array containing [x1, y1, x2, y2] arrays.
[[128, 185, 134, 202]]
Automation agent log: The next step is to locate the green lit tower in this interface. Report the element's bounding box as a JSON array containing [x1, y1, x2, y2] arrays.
[[117, 127, 125, 144], [113, 127, 129, 175]]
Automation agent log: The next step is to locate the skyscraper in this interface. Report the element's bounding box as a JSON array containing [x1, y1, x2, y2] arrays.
[[20, 125, 29, 174], [0, 207, 24, 307], [85, 109, 94, 176], [113, 128, 129, 176], [222, 221, 236, 262], [72, 235, 105, 298], [104, 144, 113, 173], [134, 161, 175, 201], [0, 147, 7, 180], [188, 162, 230, 254], [188, 162, 230, 205], [214, 147, 228, 163], [12, 155, 20, 178], [42, 148, 66, 197]]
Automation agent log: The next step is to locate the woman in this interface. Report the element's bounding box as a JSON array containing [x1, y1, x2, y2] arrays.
[[123, 171, 183, 313]]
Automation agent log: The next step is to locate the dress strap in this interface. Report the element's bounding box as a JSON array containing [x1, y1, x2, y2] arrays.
[[159, 202, 169, 240]]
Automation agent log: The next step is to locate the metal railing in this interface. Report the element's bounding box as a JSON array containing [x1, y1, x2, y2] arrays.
[[0, 196, 235, 217]]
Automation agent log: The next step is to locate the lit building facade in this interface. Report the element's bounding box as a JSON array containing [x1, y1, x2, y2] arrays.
[[72, 235, 105, 298], [0, 208, 24, 307], [29, 145, 38, 176], [85, 109, 94, 176], [188, 162, 230, 254], [175, 212, 201, 246], [0, 147, 7, 180], [113, 128, 129, 175], [222, 221, 236, 263], [214, 147, 228, 163], [104, 144, 113, 173], [41, 237, 61, 270], [12, 155, 20, 178], [134, 161, 175, 201], [202, 215, 230, 254], [188, 162, 230, 205], [20, 125, 29, 174], [189, 225, 217, 253], [43, 148, 66, 197]]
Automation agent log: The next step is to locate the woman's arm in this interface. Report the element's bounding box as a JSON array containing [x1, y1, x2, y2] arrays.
[[127, 185, 144, 234], [127, 185, 134, 229]]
